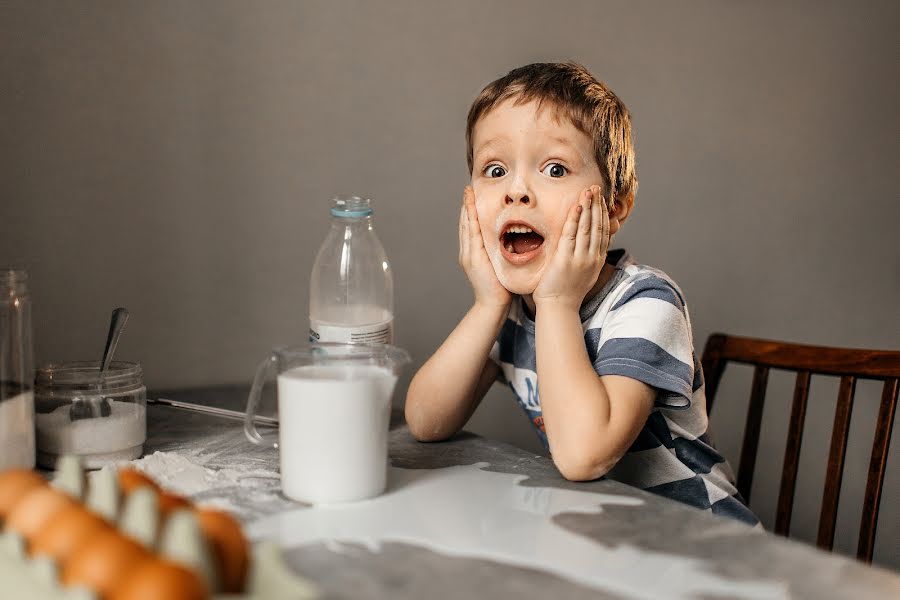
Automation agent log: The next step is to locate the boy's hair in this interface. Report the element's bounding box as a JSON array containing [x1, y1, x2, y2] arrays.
[[466, 62, 637, 203]]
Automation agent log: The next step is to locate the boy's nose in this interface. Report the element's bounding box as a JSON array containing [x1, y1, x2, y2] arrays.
[[504, 194, 530, 205]]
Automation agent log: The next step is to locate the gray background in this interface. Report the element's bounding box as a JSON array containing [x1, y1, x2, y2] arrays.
[[1, 0, 897, 569]]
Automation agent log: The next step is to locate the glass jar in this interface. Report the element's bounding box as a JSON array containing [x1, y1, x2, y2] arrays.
[[0, 269, 35, 469], [34, 361, 146, 469]]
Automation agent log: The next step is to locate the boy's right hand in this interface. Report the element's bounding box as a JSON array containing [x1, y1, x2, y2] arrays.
[[459, 186, 511, 309]]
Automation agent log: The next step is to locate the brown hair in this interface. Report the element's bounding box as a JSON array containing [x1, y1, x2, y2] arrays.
[[466, 62, 637, 203]]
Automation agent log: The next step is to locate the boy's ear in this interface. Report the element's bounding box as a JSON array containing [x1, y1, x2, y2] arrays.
[[608, 191, 634, 235]]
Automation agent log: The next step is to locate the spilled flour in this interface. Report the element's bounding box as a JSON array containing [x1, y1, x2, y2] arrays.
[[125, 451, 255, 494], [95, 450, 281, 516]]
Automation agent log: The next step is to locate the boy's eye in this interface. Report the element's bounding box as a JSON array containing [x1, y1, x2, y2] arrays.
[[483, 164, 507, 178], [541, 163, 568, 178]]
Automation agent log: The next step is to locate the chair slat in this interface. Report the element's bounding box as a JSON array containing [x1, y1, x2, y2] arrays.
[[701, 333, 728, 415], [701, 333, 900, 562], [774, 371, 811, 536], [817, 376, 857, 550], [737, 366, 769, 504], [856, 378, 898, 562]]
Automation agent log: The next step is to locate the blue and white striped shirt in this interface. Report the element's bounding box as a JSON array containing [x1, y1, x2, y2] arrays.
[[489, 249, 759, 527]]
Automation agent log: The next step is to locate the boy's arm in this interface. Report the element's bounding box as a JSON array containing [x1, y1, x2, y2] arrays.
[[533, 186, 654, 480], [405, 186, 511, 442], [535, 303, 654, 480], [405, 304, 505, 441]]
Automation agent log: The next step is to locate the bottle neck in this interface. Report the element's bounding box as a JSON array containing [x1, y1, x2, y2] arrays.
[[331, 215, 374, 229], [2, 269, 28, 299]]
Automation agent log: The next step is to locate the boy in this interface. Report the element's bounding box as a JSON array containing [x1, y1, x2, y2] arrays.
[[405, 62, 758, 527]]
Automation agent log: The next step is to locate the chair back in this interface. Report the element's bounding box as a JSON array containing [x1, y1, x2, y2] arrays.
[[700, 333, 899, 563]]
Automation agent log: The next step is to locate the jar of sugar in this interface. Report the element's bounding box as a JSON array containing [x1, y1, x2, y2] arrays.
[[34, 361, 146, 469]]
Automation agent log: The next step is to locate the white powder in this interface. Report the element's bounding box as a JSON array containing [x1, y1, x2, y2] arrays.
[[122, 451, 276, 495], [0, 391, 36, 470], [36, 399, 146, 468], [101, 450, 280, 514]]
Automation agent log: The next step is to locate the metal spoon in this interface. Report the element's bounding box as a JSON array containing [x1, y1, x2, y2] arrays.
[[70, 308, 129, 421]]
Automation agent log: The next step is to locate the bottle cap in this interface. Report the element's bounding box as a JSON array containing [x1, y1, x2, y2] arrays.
[[331, 196, 373, 218]]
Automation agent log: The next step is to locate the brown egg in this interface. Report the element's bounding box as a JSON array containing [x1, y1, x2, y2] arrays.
[[5, 485, 77, 544], [109, 558, 208, 600], [196, 508, 249, 593], [0, 469, 47, 522], [117, 468, 161, 495], [157, 491, 191, 517], [61, 529, 153, 598], [30, 504, 113, 563]]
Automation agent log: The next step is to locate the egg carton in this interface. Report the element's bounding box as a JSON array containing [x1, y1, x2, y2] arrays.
[[0, 456, 319, 599]]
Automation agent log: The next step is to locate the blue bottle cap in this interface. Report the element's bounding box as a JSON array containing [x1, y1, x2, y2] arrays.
[[331, 196, 373, 218]]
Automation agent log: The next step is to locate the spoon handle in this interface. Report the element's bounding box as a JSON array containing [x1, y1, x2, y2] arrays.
[[101, 307, 129, 372], [149, 397, 279, 426]]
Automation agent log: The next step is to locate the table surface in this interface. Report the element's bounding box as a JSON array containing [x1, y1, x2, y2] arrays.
[[144, 386, 900, 600]]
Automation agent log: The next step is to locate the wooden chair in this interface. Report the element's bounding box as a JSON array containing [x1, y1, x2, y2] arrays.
[[700, 333, 900, 563]]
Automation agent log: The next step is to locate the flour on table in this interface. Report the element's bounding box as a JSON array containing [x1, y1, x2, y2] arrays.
[[96, 450, 279, 513]]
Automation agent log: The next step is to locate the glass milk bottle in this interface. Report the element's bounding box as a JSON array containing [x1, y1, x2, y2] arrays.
[[309, 196, 394, 344], [0, 269, 36, 469]]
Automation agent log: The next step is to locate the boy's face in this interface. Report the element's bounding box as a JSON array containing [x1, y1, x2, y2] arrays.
[[470, 98, 604, 295]]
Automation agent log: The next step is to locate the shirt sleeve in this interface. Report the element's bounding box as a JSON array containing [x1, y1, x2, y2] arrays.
[[591, 275, 696, 410], [488, 340, 500, 366], [488, 303, 517, 378]]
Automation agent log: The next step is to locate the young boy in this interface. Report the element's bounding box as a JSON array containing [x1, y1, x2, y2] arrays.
[[405, 62, 758, 527]]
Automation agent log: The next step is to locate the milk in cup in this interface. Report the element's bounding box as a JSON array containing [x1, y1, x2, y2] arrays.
[[245, 343, 410, 505], [277, 364, 397, 504]]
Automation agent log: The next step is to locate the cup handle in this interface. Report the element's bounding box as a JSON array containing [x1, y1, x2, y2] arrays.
[[245, 355, 278, 448]]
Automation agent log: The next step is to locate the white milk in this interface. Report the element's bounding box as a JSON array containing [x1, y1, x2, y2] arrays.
[[276, 364, 397, 504], [310, 303, 394, 344], [0, 391, 36, 470], [249, 463, 783, 600]]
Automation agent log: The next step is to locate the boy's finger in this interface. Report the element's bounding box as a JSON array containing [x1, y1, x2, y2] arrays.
[[464, 186, 485, 248], [459, 202, 467, 263], [597, 189, 611, 260], [574, 188, 593, 255], [588, 185, 604, 257], [559, 199, 581, 254], [460, 191, 471, 264]]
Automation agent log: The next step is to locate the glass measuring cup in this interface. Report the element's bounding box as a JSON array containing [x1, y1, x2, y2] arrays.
[[245, 343, 410, 504]]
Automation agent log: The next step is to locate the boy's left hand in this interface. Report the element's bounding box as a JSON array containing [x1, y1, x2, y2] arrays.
[[533, 185, 610, 311]]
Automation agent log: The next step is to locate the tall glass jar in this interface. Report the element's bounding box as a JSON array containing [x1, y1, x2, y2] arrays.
[[0, 269, 36, 469], [34, 361, 146, 469]]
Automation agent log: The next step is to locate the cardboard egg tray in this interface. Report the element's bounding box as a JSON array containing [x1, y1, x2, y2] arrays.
[[0, 456, 319, 599]]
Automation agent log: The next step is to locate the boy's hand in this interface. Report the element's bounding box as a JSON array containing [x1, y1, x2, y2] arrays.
[[459, 186, 512, 309], [533, 185, 610, 311]]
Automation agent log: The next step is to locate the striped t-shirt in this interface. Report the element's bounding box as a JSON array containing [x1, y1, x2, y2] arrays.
[[489, 249, 759, 527]]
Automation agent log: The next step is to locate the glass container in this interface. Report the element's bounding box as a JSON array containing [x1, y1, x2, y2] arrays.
[[309, 195, 394, 344], [0, 269, 36, 469], [34, 361, 146, 469]]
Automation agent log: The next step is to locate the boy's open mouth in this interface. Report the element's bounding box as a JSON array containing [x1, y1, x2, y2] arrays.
[[499, 221, 545, 264]]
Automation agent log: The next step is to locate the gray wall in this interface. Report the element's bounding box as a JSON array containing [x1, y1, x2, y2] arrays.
[[1, 1, 897, 569]]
